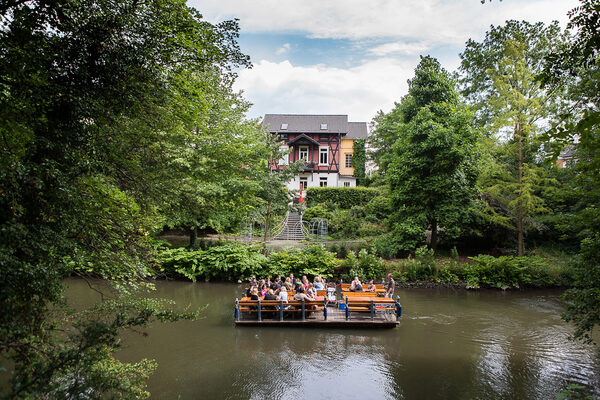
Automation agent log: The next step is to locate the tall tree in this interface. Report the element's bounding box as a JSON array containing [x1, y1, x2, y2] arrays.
[[0, 0, 250, 397], [459, 21, 568, 255], [382, 56, 479, 251], [539, 0, 600, 345]]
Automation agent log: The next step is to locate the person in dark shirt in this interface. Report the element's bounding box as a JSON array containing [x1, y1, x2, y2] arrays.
[[249, 286, 259, 300], [264, 289, 277, 300]]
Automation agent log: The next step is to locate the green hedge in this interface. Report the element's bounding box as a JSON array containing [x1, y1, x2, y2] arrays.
[[305, 187, 381, 208]]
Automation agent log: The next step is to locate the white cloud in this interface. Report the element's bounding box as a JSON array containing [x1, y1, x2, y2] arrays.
[[191, 0, 577, 46], [369, 41, 431, 56], [275, 43, 291, 55], [234, 58, 416, 123]]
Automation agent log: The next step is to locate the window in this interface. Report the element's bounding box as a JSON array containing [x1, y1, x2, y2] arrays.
[[344, 182, 350, 187], [299, 146, 309, 161], [319, 146, 329, 166], [300, 177, 308, 191], [319, 177, 328, 187], [281, 123, 288, 130], [279, 133, 288, 141], [345, 153, 353, 168], [279, 146, 289, 166], [320, 123, 327, 130]]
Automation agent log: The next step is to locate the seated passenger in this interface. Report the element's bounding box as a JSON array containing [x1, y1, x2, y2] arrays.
[[293, 286, 314, 301], [276, 286, 288, 302], [264, 288, 277, 300], [313, 275, 324, 290], [366, 279, 376, 292], [306, 283, 317, 298], [349, 276, 363, 292], [249, 286, 260, 301]]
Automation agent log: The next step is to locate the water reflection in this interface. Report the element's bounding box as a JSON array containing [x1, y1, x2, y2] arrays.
[[64, 280, 600, 400]]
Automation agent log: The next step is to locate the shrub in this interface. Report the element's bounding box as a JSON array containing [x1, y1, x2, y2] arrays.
[[303, 204, 331, 221], [305, 187, 381, 208], [365, 194, 392, 220], [267, 244, 338, 279]]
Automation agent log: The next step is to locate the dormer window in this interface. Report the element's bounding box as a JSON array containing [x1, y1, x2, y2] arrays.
[[281, 123, 288, 130], [320, 123, 327, 130]]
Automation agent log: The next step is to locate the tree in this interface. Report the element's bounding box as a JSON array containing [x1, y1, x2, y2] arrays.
[[459, 21, 569, 255], [0, 0, 250, 397], [539, 0, 600, 345], [352, 138, 367, 186], [382, 56, 479, 251]]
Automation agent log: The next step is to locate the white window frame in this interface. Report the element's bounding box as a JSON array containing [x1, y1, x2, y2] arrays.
[[320, 123, 328, 130], [343, 181, 350, 187], [319, 146, 329, 166], [299, 146, 309, 161], [319, 177, 328, 187], [299, 177, 308, 190], [279, 146, 289, 166], [345, 153, 352, 168]]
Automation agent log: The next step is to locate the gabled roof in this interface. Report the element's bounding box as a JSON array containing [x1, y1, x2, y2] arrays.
[[287, 133, 320, 146], [263, 114, 349, 133], [346, 122, 368, 139]]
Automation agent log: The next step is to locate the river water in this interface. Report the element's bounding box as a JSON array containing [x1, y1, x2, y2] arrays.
[[65, 279, 600, 399]]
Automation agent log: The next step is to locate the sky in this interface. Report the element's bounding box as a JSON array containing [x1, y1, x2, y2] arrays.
[[188, 0, 579, 124]]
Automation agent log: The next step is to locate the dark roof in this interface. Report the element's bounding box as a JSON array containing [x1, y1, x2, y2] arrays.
[[287, 133, 320, 146], [263, 114, 349, 133], [346, 122, 368, 139]]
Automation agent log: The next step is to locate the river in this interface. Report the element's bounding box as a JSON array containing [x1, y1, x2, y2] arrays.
[[65, 279, 600, 399]]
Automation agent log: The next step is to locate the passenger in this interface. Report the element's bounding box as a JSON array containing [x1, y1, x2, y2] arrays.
[[258, 279, 267, 297], [249, 286, 260, 301], [266, 276, 272, 289], [293, 286, 314, 301], [276, 286, 288, 302], [349, 276, 363, 292], [307, 283, 317, 298], [273, 275, 282, 289], [288, 273, 294, 286], [313, 275, 324, 290], [366, 279, 376, 292], [301, 275, 309, 291], [385, 273, 395, 298], [264, 288, 277, 300]]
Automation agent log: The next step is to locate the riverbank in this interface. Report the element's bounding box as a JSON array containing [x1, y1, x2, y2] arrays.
[[152, 239, 575, 290]]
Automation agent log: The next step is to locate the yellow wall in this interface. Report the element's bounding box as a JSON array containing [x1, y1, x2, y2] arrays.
[[340, 139, 354, 176]]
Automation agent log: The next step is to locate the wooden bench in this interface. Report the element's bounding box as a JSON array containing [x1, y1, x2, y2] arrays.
[[343, 298, 399, 320], [236, 299, 328, 321], [341, 283, 384, 290]]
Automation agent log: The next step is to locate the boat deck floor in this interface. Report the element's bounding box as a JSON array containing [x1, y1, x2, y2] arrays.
[[235, 306, 399, 328]]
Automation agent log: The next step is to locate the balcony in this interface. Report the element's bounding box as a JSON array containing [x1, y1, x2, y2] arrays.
[[301, 161, 316, 172]]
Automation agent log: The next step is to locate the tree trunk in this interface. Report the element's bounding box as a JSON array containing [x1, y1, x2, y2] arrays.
[[430, 218, 438, 252], [517, 111, 524, 257], [189, 226, 197, 249]]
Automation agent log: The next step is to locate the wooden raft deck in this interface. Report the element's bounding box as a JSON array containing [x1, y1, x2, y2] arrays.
[[235, 307, 399, 328], [234, 297, 401, 329]]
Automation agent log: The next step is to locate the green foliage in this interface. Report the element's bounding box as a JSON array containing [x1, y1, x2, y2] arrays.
[[305, 187, 381, 208], [381, 56, 480, 251], [374, 222, 425, 259], [339, 249, 385, 281], [267, 245, 338, 278], [156, 243, 338, 282], [303, 204, 331, 221], [562, 237, 600, 345], [0, 0, 251, 396], [156, 243, 268, 282], [352, 138, 367, 186]]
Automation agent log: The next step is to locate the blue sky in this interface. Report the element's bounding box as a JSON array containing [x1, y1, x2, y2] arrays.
[[188, 0, 578, 123]]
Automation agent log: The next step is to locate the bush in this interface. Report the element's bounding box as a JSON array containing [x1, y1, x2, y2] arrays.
[[339, 248, 386, 281], [374, 222, 425, 258], [305, 187, 381, 209], [267, 244, 338, 279], [365, 195, 392, 220], [155, 243, 268, 282], [303, 204, 331, 221]]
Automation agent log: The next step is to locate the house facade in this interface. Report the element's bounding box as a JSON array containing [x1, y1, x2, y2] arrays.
[[262, 114, 368, 191]]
